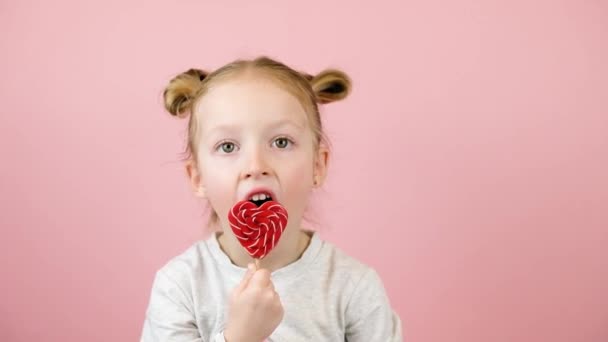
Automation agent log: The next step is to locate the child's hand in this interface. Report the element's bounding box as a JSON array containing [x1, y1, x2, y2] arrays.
[[224, 263, 284, 342]]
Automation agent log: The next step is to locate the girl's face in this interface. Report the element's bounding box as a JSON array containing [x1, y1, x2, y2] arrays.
[[189, 75, 328, 232]]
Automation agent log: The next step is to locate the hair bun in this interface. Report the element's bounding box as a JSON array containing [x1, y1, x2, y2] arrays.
[[310, 69, 351, 104], [163, 68, 208, 117]]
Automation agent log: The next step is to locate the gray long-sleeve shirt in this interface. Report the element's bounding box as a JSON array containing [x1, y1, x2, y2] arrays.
[[141, 230, 403, 341]]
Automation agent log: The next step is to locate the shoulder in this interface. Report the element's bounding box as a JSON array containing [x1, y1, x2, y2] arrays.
[[152, 239, 211, 294], [314, 238, 402, 339], [158, 239, 206, 273], [314, 235, 385, 295]]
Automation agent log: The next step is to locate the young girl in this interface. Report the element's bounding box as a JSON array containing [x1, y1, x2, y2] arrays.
[[141, 57, 403, 341]]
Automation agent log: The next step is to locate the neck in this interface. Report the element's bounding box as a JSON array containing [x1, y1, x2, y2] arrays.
[[216, 226, 312, 272]]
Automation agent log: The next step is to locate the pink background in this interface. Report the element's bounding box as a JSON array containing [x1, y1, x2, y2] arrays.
[[1, 1, 607, 341]]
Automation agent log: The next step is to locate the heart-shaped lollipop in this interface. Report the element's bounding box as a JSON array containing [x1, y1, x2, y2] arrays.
[[228, 200, 288, 259]]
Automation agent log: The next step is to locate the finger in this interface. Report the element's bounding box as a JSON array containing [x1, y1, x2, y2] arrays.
[[235, 263, 256, 293], [267, 279, 275, 292], [249, 268, 272, 289]]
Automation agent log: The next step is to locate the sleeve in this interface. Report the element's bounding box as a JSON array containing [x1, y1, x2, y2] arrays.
[[344, 269, 404, 342], [140, 270, 227, 342]]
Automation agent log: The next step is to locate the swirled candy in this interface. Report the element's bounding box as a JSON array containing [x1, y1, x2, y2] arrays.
[[228, 200, 288, 259]]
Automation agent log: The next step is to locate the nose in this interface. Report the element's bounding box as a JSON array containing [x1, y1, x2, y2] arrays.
[[241, 146, 271, 180]]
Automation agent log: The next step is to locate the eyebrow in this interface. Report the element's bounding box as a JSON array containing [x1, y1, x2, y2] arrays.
[[269, 119, 306, 130], [206, 119, 305, 136]]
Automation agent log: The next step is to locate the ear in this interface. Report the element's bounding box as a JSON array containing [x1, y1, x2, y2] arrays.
[[310, 69, 351, 104], [185, 159, 206, 198], [312, 145, 330, 188]]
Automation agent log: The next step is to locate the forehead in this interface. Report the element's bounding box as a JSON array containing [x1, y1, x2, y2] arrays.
[[194, 77, 309, 131]]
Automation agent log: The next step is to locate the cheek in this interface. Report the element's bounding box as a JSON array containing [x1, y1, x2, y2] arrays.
[[200, 162, 236, 212], [280, 153, 315, 196]]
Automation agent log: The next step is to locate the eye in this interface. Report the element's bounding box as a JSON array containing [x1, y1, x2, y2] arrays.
[[217, 141, 238, 153], [273, 137, 292, 149]]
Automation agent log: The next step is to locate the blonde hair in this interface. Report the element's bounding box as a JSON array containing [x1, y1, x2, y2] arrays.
[[163, 56, 351, 226]]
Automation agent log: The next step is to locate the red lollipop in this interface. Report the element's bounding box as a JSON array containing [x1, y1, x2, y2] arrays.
[[228, 200, 288, 261]]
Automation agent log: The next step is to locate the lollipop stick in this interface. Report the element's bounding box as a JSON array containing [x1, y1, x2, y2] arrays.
[[254, 258, 260, 269]]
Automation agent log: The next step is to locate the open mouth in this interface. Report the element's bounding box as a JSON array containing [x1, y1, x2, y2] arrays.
[[248, 193, 274, 207]]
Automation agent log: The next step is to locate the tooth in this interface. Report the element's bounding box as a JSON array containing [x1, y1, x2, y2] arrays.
[[260, 194, 267, 200], [252, 194, 260, 201]]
